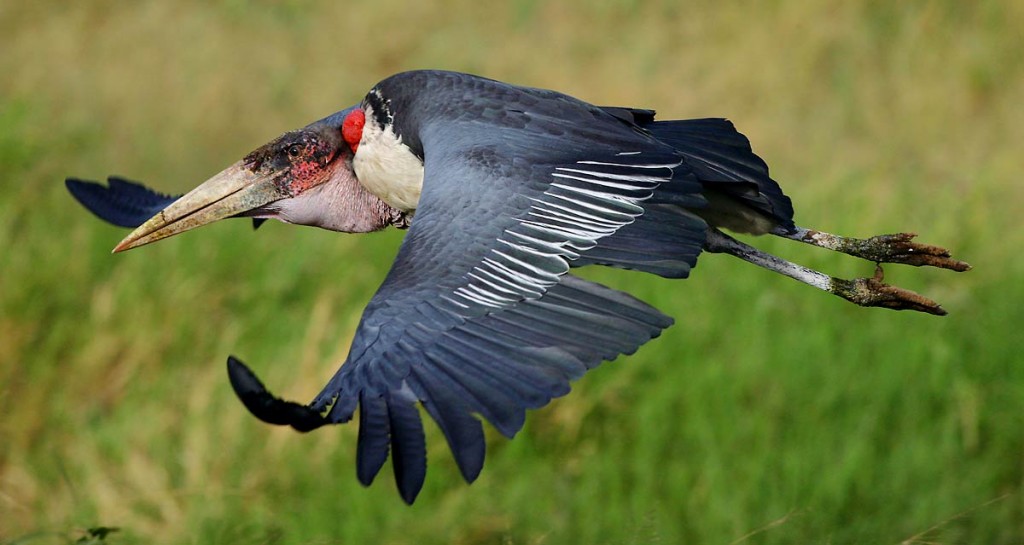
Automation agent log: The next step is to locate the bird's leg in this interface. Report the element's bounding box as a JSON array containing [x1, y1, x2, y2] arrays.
[[704, 228, 949, 315], [772, 226, 971, 272]]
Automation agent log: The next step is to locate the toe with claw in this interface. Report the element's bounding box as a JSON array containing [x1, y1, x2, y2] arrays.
[[855, 233, 971, 271], [796, 229, 971, 272], [832, 266, 947, 316]]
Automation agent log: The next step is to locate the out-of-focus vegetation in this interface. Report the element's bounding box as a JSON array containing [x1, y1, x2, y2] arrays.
[[1, 1, 1021, 543]]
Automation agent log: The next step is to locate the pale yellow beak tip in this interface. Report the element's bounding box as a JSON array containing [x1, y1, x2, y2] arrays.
[[111, 221, 156, 253]]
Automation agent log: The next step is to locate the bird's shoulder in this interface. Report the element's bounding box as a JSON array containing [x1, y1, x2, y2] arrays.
[[371, 70, 641, 132]]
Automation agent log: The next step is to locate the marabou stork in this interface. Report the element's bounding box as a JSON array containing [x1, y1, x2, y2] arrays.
[[67, 70, 969, 504]]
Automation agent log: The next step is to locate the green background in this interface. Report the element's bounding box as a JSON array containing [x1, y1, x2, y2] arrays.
[[2, 1, 1021, 543]]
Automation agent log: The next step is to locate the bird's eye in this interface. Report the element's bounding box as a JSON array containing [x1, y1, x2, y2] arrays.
[[287, 144, 303, 158]]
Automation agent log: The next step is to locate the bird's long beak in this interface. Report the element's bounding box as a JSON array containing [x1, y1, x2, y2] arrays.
[[113, 160, 287, 253]]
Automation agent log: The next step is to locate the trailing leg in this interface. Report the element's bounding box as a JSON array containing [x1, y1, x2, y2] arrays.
[[772, 226, 970, 272], [704, 228, 951, 315]]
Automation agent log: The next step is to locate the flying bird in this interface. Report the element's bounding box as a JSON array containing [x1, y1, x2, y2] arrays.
[[67, 70, 969, 504]]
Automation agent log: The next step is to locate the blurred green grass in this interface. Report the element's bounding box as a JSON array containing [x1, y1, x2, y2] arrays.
[[1, 1, 1022, 543]]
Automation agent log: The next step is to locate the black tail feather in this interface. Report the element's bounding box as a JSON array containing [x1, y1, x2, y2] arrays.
[[644, 118, 795, 230]]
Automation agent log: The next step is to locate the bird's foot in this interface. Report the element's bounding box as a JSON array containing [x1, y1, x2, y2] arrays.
[[797, 230, 971, 272], [831, 266, 947, 315]]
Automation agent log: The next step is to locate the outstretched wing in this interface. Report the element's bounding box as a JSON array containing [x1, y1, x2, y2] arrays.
[[66, 177, 267, 230], [66, 177, 180, 228], [232, 72, 711, 503], [325, 159, 685, 502]]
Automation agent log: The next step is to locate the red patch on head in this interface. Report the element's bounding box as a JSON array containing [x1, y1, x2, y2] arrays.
[[342, 109, 365, 153]]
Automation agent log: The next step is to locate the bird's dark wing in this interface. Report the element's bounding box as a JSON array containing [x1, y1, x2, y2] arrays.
[[598, 106, 657, 125], [231, 91, 711, 503], [67, 176, 268, 230], [66, 177, 180, 228], [323, 151, 685, 502]]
